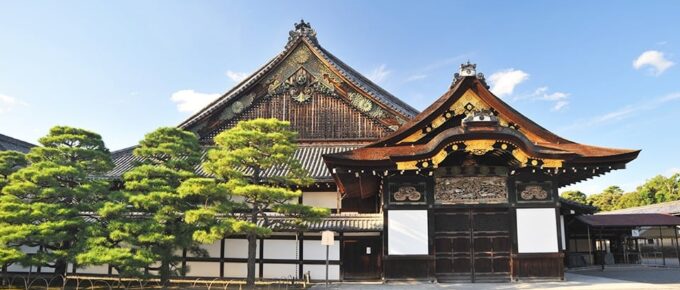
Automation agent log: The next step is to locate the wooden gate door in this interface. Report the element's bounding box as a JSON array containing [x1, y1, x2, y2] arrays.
[[342, 236, 382, 280], [435, 208, 511, 282]]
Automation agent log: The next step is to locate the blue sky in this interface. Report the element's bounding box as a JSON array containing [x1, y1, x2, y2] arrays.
[[0, 1, 678, 195]]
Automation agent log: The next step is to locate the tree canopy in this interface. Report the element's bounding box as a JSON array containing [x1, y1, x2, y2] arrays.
[[0, 126, 113, 274], [560, 190, 587, 204], [77, 127, 202, 283], [181, 118, 329, 286]]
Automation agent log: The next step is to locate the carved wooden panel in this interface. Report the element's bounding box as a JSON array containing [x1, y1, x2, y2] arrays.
[[388, 181, 427, 204], [434, 177, 508, 204], [202, 92, 392, 141], [516, 181, 552, 202]]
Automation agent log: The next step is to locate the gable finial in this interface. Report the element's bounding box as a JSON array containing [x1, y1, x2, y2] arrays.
[[289, 19, 317, 44], [451, 61, 490, 89]]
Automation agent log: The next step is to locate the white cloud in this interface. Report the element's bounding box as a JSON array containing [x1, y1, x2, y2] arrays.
[[0, 93, 28, 114], [489, 69, 529, 97], [225, 70, 248, 83], [405, 74, 427, 82], [170, 90, 220, 114], [519, 86, 570, 111], [561, 91, 680, 130], [552, 101, 569, 111], [367, 64, 391, 84], [633, 50, 675, 76], [666, 167, 680, 176]]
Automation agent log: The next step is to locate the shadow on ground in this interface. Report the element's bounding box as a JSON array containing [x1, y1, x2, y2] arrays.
[[572, 265, 680, 284]]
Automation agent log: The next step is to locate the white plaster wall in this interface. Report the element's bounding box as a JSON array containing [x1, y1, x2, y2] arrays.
[[262, 263, 298, 279], [263, 239, 298, 260], [78, 264, 109, 274], [39, 266, 55, 273], [185, 261, 220, 277], [225, 238, 259, 259], [560, 215, 566, 250], [517, 208, 558, 253], [303, 264, 340, 280], [6, 263, 31, 272], [303, 192, 338, 209], [387, 210, 428, 255], [303, 240, 339, 260], [191, 240, 221, 257], [19, 245, 39, 254], [224, 262, 254, 278]]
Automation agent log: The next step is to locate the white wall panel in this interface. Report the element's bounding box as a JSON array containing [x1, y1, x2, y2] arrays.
[[39, 266, 55, 273], [224, 262, 254, 278], [185, 261, 220, 277], [560, 215, 566, 250], [7, 264, 30, 272], [19, 245, 39, 254], [225, 239, 259, 259], [517, 208, 558, 253], [387, 210, 428, 255], [303, 240, 339, 260], [263, 263, 298, 279], [78, 264, 109, 274], [263, 239, 298, 260], [303, 264, 340, 280], [303, 192, 338, 209], [191, 240, 221, 257]]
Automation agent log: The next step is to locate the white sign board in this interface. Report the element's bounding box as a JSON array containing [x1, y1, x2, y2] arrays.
[[321, 230, 335, 246], [632, 229, 640, 237]]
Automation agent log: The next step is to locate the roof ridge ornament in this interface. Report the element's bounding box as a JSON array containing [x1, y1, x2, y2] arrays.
[[451, 61, 489, 89], [288, 19, 318, 44]]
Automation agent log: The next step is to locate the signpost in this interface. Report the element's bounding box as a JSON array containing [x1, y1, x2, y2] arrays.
[[321, 230, 335, 287]]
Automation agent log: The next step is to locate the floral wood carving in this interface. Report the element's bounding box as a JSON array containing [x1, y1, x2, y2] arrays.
[[393, 186, 422, 202], [269, 68, 336, 103], [435, 176, 508, 204], [520, 185, 549, 200]]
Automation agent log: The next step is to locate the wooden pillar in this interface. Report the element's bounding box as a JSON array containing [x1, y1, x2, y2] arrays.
[[674, 226, 680, 267], [599, 228, 605, 270], [259, 238, 264, 279], [220, 238, 225, 278], [181, 248, 188, 277], [587, 225, 593, 266], [659, 227, 666, 266]]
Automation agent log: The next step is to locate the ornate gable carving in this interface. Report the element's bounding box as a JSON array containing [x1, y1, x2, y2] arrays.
[[192, 44, 408, 141]]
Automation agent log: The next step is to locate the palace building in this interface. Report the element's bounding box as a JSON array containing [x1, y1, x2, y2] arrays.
[[4, 21, 648, 282]]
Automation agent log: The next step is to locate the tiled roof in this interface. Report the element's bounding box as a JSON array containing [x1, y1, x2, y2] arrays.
[[577, 213, 680, 227], [598, 200, 680, 216], [259, 213, 383, 232], [81, 212, 383, 232], [106, 144, 360, 181], [177, 22, 418, 131], [0, 133, 35, 153]]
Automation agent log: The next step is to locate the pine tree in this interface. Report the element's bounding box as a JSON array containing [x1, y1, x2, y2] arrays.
[[560, 190, 587, 204], [0, 150, 29, 275], [77, 127, 202, 284], [0, 126, 113, 275], [181, 118, 329, 286]]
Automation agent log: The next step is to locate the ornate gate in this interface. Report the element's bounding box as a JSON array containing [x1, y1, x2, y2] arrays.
[[434, 208, 511, 282]]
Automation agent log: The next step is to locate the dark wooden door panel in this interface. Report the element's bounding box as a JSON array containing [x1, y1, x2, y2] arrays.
[[342, 236, 382, 280], [435, 209, 511, 283]]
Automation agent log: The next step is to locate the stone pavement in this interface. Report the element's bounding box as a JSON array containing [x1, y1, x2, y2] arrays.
[[310, 266, 680, 289]]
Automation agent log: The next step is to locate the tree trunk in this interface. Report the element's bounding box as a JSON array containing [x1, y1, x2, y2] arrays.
[[54, 258, 68, 276], [160, 258, 171, 289], [246, 233, 257, 286]]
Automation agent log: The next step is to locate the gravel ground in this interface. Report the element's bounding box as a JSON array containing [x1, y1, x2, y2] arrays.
[[310, 266, 680, 290]]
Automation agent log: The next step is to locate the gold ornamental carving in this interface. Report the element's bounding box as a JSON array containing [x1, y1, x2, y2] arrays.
[[435, 176, 508, 204], [520, 185, 549, 200], [393, 186, 422, 202]]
